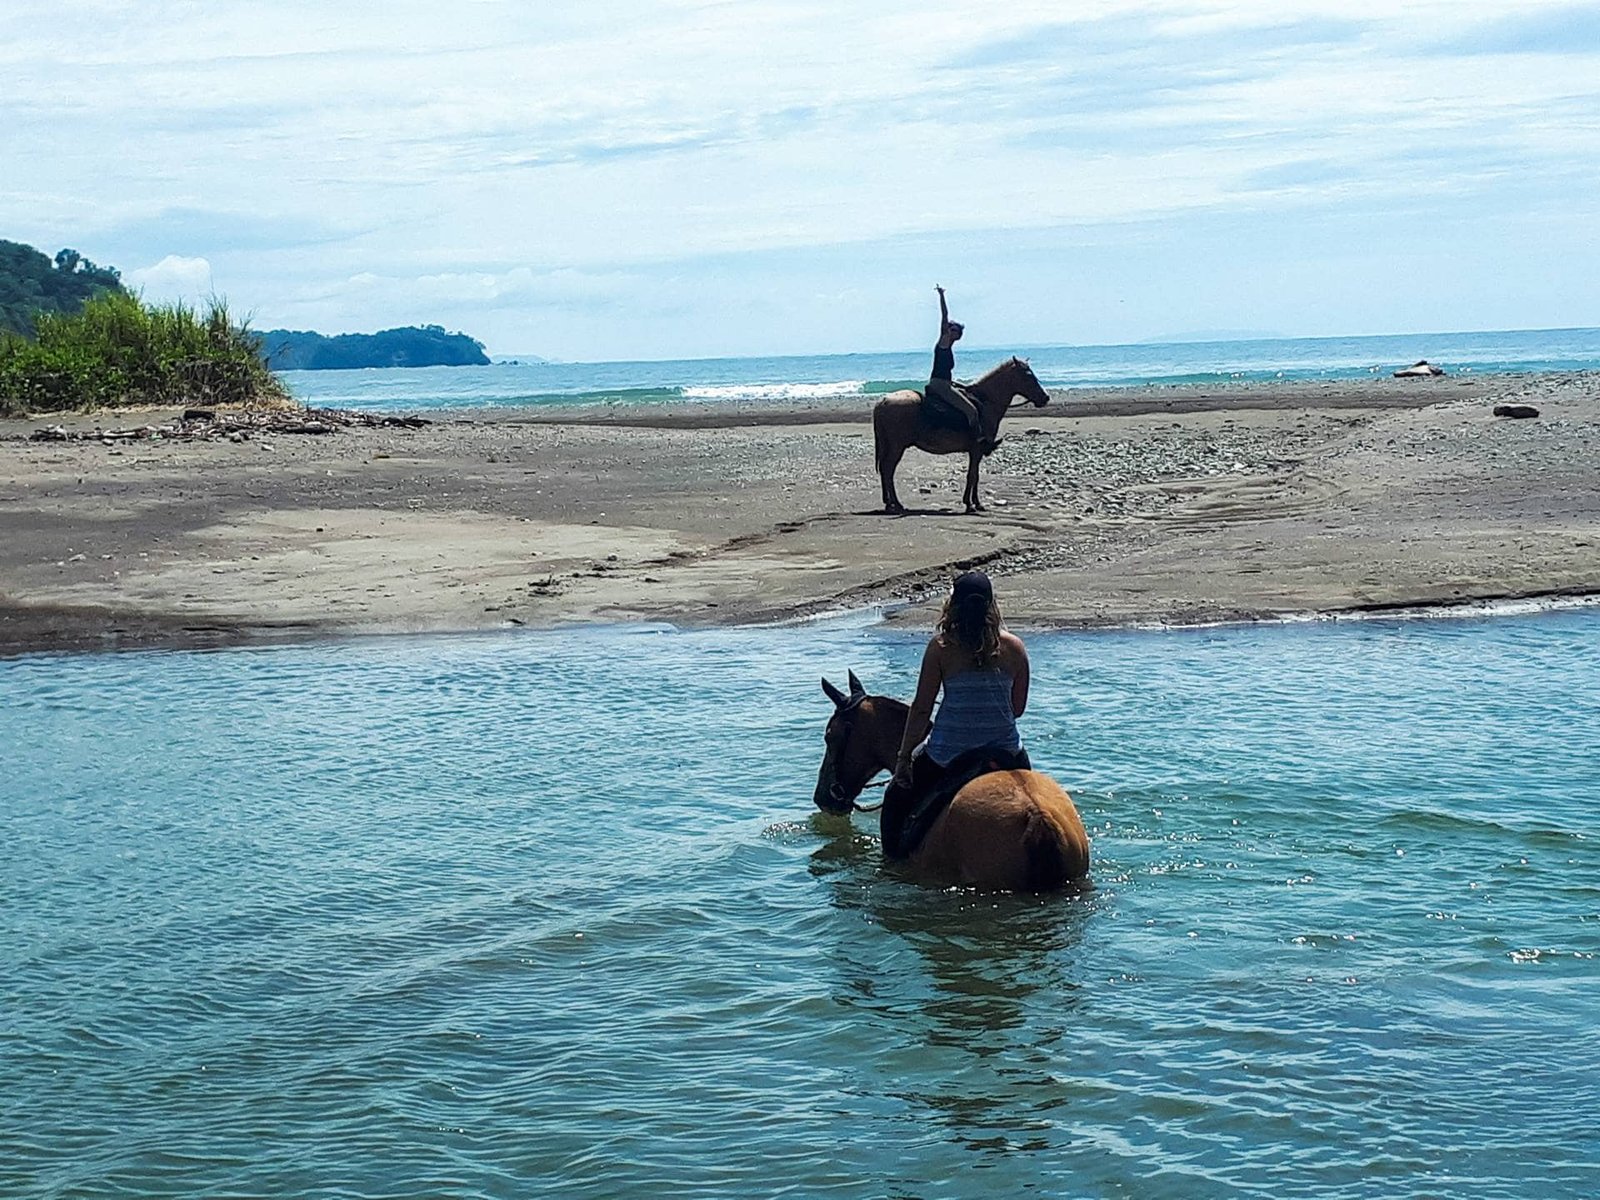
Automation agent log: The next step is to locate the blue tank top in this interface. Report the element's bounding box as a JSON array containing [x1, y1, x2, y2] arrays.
[[925, 667, 1020, 766]]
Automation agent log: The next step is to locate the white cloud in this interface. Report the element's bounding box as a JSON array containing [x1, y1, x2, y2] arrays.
[[5, 1, 1598, 356], [126, 255, 214, 304]]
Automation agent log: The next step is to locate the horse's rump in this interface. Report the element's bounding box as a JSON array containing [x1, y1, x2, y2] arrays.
[[873, 387, 961, 427], [886, 745, 1032, 859], [915, 770, 1090, 890]]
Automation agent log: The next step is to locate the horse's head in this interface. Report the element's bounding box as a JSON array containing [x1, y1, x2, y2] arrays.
[[974, 357, 1051, 411], [814, 670, 891, 814], [1010, 357, 1050, 407]]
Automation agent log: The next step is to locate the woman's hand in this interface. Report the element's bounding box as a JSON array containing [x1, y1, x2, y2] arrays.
[[893, 756, 913, 786]]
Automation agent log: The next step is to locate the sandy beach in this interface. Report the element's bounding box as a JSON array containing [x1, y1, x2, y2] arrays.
[[2, 372, 1597, 654]]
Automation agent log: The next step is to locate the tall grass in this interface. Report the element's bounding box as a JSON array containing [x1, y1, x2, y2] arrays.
[[0, 291, 294, 416]]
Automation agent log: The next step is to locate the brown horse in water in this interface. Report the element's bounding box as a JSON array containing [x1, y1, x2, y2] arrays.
[[873, 357, 1050, 515], [813, 671, 1089, 892]]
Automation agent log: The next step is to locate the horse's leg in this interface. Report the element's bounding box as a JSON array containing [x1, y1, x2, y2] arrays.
[[874, 410, 897, 513], [874, 417, 888, 510], [964, 450, 983, 513], [881, 444, 907, 514], [875, 398, 929, 515]]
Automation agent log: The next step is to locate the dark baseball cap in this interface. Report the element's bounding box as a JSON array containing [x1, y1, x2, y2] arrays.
[[952, 570, 992, 604]]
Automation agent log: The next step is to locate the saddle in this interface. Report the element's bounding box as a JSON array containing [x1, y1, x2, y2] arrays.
[[918, 388, 971, 432], [889, 745, 1032, 859]]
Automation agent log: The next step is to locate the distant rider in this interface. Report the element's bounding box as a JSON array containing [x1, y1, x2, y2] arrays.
[[925, 286, 991, 451]]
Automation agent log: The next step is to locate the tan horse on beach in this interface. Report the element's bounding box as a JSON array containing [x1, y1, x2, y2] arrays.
[[813, 672, 1089, 892], [873, 357, 1050, 514]]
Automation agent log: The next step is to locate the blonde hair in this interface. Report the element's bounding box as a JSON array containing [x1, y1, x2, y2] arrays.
[[938, 593, 1002, 666]]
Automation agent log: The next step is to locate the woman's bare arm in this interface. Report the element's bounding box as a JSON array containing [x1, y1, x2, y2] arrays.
[[1009, 636, 1031, 717], [896, 638, 944, 775]]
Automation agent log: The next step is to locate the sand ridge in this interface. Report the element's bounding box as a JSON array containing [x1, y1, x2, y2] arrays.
[[2, 374, 1597, 653]]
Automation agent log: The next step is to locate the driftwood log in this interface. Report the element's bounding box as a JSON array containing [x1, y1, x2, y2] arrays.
[[26, 407, 431, 444]]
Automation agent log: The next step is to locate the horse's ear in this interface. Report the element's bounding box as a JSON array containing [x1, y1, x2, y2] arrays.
[[822, 676, 848, 708], [847, 670, 865, 699]]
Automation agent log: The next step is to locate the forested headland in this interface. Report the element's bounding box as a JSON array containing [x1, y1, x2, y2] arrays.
[[258, 326, 490, 370], [2, 236, 490, 414], [1, 239, 125, 336]]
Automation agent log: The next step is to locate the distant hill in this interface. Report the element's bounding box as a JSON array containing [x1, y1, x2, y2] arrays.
[[1, 239, 125, 336], [258, 325, 491, 370]]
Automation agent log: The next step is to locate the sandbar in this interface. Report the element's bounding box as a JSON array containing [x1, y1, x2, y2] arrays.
[[2, 374, 1598, 654]]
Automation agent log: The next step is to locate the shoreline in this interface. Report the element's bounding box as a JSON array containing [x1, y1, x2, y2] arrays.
[[8, 585, 1600, 662], [487, 374, 1512, 427], [4, 374, 1598, 657]]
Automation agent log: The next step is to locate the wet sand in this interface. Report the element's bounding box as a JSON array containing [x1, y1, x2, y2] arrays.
[[2, 374, 1598, 654]]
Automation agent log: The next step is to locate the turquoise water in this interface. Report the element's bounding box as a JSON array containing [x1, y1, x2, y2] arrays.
[[4, 613, 1599, 1197], [278, 326, 1600, 413]]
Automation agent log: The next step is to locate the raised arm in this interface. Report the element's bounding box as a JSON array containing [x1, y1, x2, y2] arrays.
[[895, 638, 944, 778], [935, 286, 961, 350]]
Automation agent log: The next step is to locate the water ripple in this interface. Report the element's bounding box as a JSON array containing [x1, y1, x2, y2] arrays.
[[3, 613, 1598, 1196]]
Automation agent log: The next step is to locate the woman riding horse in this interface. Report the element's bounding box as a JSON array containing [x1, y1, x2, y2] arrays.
[[884, 569, 1032, 857], [925, 286, 991, 452], [813, 573, 1087, 890]]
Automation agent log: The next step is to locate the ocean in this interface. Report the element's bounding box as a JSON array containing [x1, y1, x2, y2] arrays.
[[277, 326, 1600, 414], [5, 613, 1598, 1197]]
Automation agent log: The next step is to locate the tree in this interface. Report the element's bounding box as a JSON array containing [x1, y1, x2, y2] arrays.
[[0, 239, 126, 336]]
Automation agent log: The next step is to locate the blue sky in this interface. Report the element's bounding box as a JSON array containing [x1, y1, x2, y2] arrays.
[[4, 1, 1598, 359]]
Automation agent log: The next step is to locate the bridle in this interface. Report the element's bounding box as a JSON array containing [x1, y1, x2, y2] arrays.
[[822, 697, 892, 814], [826, 774, 888, 814], [989, 360, 1048, 411], [836, 775, 889, 813]]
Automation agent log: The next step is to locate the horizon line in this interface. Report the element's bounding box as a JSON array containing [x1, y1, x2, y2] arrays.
[[491, 323, 1600, 367]]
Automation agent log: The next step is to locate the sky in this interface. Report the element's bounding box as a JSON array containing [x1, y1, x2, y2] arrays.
[[4, 1, 1599, 359]]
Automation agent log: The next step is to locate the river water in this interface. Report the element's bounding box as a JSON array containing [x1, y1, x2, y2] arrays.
[[4, 612, 1598, 1197]]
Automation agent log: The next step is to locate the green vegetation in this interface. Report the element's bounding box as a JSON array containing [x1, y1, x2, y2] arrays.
[[0, 235, 486, 414], [0, 290, 292, 417], [258, 324, 490, 370], [1, 239, 125, 336]]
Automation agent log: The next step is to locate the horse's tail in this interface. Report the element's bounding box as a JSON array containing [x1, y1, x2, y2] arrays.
[[1019, 783, 1089, 891]]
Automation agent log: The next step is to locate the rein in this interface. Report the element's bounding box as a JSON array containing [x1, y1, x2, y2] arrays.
[[825, 771, 890, 813], [852, 775, 889, 813]]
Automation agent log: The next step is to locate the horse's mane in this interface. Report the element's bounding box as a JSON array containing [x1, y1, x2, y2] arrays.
[[973, 356, 1031, 385]]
